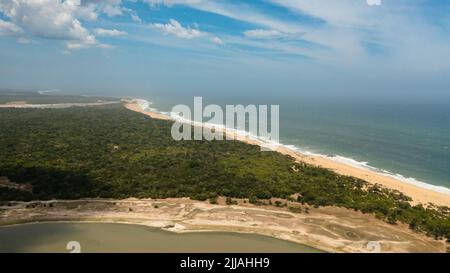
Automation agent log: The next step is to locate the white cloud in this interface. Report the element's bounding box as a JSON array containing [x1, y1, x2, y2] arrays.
[[66, 41, 113, 50], [17, 37, 31, 44], [0, 19, 23, 36], [267, 0, 450, 69], [0, 0, 117, 49], [131, 13, 142, 23], [122, 7, 142, 23], [268, 0, 377, 28], [94, 28, 127, 36], [210, 36, 224, 45], [143, 0, 450, 71], [66, 42, 86, 50], [81, 0, 124, 17], [367, 0, 382, 6], [244, 29, 283, 39], [144, 0, 203, 7], [150, 19, 205, 39], [243, 29, 304, 41], [144, 0, 303, 34], [142, 0, 315, 57], [0, 0, 95, 43], [149, 18, 224, 46]]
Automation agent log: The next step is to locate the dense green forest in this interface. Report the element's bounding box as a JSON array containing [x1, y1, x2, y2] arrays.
[[0, 102, 449, 241]]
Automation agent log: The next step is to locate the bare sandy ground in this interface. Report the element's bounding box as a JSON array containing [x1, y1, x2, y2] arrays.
[[124, 101, 450, 207], [0, 198, 446, 253]]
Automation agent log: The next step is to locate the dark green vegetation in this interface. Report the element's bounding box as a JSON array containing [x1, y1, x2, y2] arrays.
[[0, 103, 449, 241]]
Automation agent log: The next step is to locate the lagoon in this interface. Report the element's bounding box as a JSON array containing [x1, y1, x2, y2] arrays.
[[0, 222, 322, 253]]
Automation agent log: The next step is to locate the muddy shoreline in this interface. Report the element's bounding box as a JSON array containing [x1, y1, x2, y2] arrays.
[[1, 198, 446, 253]]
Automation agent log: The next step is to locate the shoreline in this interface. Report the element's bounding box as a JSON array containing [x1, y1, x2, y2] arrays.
[[0, 220, 323, 253], [1, 99, 448, 252], [1, 199, 334, 252], [1, 198, 446, 253], [124, 99, 450, 207]]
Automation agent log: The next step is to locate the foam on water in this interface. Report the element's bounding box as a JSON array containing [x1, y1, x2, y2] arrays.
[[133, 99, 450, 196], [283, 145, 450, 195], [37, 89, 61, 95]]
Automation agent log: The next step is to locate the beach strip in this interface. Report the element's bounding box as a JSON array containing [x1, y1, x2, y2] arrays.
[[124, 100, 450, 207]]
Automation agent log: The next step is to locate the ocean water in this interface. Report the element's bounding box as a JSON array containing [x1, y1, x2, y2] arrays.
[[127, 91, 450, 192], [278, 96, 450, 191]]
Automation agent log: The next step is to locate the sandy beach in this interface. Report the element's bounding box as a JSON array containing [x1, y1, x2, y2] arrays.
[[0, 99, 448, 253], [124, 100, 450, 207]]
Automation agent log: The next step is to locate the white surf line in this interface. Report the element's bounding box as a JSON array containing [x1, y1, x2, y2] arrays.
[[297, 149, 450, 196], [37, 89, 61, 95], [131, 98, 450, 197]]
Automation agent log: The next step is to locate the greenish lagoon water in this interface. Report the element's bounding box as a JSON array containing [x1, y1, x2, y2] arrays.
[[0, 222, 322, 253]]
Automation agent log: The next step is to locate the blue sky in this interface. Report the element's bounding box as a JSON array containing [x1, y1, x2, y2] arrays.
[[1, 0, 450, 98]]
